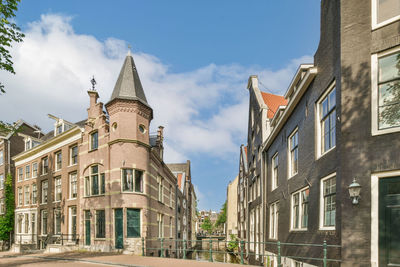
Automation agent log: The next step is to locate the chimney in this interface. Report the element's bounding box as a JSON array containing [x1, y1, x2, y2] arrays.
[[156, 126, 164, 145], [88, 90, 99, 108], [247, 75, 258, 90]]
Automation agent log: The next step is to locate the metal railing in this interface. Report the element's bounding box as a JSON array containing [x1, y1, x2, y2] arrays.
[[142, 237, 341, 266], [15, 233, 79, 249]]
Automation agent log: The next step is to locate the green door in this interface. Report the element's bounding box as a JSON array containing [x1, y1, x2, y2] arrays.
[[379, 177, 400, 266], [85, 211, 91, 246], [115, 209, 123, 249]]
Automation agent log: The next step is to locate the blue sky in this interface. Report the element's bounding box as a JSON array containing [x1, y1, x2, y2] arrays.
[[1, 1, 320, 211]]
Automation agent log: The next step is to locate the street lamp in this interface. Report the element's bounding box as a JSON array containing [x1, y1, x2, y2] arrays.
[[348, 178, 361, 205]]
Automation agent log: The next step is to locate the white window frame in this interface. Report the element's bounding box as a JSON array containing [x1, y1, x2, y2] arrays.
[[121, 168, 143, 193], [157, 213, 164, 238], [55, 151, 62, 171], [41, 209, 48, 235], [69, 206, 77, 240], [32, 183, 37, 204], [69, 145, 78, 166], [319, 173, 336, 230], [18, 187, 22, 206], [290, 187, 309, 231], [90, 131, 98, 150], [54, 208, 62, 235], [0, 174, 4, 190], [316, 82, 336, 158], [54, 176, 62, 202], [24, 185, 30, 205], [0, 150, 3, 165], [25, 165, 30, 180], [271, 153, 278, 191], [371, 47, 400, 135], [42, 157, 48, 175], [69, 172, 77, 199], [0, 198, 4, 214], [288, 128, 299, 178], [269, 201, 279, 240], [32, 162, 38, 178], [372, 0, 400, 30], [158, 176, 163, 203], [41, 180, 48, 204]]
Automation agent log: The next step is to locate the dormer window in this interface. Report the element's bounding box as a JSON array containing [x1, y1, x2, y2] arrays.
[[56, 124, 63, 135], [25, 139, 31, 151]]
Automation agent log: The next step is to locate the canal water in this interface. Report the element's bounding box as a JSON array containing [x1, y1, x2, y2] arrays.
[[190, 251, 241, 264]]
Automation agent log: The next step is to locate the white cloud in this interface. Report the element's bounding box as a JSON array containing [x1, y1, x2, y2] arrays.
[[0, 14, 312, 163]]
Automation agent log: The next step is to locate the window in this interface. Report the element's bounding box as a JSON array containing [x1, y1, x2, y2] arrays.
[[42, 157, 48, 175], [17, 214, 23, 234], [25, 139, 31, 151], [32, 184, 37, 204], [127, 209, 140, 237], [374, 50, 400, 133], [317, 84, 336, 155], [157, 213, 164, 238], [24, 185, 30, 205], [170, 217, 173, 238], [158, 177, 163, 202], [95, 210, 105, 238], [41, 210, 48, 235], [0, 174, 3, 189], [91, 165, 99, 195], [69, 207, 77, 240], [271, 153, 278, 190], [0, 198, 4, 214], [170, 185, 173, 207], [0, 150, 3, 165], [90, 131, 98, 150], [70, 173, 77, 199], [54, 209, 61, 235], [55, 176, 62, 202], [122, 169, 143, 193], [288, 129, 298, 177], [41, 180, 48, 204], [18, 167, 23, 181], [70, 145, 78, 165], [320, 174, 336, 229], [18, 187, 22, 206], [86, 165, 104, 196], [25, 165, 30, 179], [269, 201, 278, 239], [24, 213, 29, 233], [55, 151, 62, 171], [291, 187, 309, 230], [56, 124, 63, 135], [373, 0, 400, 28], [32, 163, 38, 178]]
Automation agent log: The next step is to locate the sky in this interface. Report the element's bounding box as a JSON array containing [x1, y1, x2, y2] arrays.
[[0, 1, 321, 211]]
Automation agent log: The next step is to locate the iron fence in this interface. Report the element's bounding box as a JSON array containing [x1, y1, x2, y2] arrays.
[[142, 237, 341, 266]]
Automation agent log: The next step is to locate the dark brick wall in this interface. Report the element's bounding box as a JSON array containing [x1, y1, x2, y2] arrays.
[[264, 0, 341, 264]]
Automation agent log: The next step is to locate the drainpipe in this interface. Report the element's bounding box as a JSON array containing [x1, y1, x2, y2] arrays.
[[7, 140, 11, 174]]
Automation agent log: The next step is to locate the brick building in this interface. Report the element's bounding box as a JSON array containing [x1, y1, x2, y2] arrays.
[[10, 52, 196, 256]]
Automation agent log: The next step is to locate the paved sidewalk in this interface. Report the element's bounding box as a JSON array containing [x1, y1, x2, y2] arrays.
[[0, 251, 257, 267]]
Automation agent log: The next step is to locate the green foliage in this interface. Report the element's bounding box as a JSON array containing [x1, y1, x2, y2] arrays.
[[215, 201, 226, 227], [0, 0, 25, 93], [201, 217, 213, 234], [227, 234, 239, 252], [0, 173, 15, 240]]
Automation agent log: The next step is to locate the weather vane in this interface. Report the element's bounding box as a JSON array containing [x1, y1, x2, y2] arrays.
[[90, 75, 97, 91]]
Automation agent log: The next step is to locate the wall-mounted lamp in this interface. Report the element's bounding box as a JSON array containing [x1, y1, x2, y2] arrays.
[[348, 178, 361, 205]]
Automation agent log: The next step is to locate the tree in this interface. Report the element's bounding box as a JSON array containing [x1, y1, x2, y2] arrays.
[[201, 217, 213, 234], [0, 0, 25, 93], [215, 201, 226, 227], [0, 173, 15, 241]]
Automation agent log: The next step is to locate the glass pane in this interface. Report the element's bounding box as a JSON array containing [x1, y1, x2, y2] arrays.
[[329, 89, 336, 110], [379, 52, 400, 82], [322, 98, 328, 117], [91, 165, 98, 174], [135, 170, 143, 192], [123, 169, 133, 191], [378, 0, 400, 24], [92, 175, 99, 195], [101, 174, 105, 194], [324, 132, 330, 152]]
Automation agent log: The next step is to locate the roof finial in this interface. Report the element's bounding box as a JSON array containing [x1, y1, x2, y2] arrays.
[[90, 75, 97, 91], [127, 44, 132, 56]]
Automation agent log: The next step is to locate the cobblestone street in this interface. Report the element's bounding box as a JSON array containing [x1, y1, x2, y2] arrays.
[[0, 251, 256, 267]]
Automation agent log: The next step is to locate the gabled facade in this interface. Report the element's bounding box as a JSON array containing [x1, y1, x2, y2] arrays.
[[258, 1, 400, 266], [243, 76, 287, 264]]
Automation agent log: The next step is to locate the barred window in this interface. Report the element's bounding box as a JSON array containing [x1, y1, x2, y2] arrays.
[[96, 210, 106, 238]]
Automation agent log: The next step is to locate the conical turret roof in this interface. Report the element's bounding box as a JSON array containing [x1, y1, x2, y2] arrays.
[[107, 52, 150, 107]]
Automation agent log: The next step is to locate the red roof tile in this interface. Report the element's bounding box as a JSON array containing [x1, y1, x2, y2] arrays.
[[261, 92, 287, 119]]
